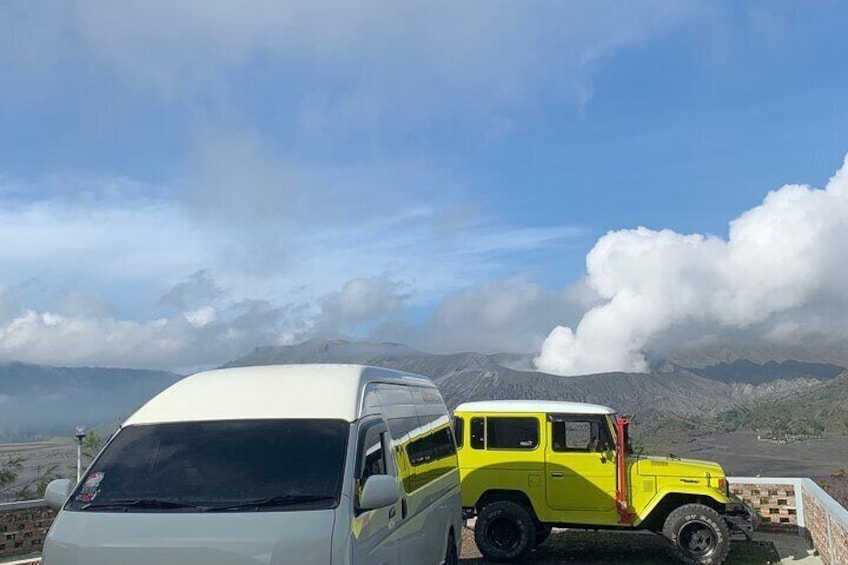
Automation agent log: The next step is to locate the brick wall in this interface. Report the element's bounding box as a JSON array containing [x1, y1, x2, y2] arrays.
[[0, 501, 55, 561], [730, 482, 798, 531], [802, 481, 848, 565]]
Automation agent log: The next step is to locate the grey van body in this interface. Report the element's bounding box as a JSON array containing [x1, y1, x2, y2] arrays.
[[42, 364, 462, 565]]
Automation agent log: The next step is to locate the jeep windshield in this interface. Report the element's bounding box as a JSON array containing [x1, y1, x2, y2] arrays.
[[66, 419, 349, 512]]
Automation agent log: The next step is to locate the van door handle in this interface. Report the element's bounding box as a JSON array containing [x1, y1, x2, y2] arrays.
[[389, 506, 397, 519], [401, 498, 408, 519], [550, 472, 564, 478]]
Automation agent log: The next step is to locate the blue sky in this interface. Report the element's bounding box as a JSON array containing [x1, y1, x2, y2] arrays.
[[2, 1, 847, 371]]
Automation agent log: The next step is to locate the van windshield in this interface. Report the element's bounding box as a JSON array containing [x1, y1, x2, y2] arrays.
[[66, 419, 349, 513]]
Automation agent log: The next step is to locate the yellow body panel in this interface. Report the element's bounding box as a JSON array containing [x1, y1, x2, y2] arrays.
[[455, 408, 730, 528]]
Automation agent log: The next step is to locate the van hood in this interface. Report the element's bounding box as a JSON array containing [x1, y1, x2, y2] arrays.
[[635, 455, 725, 480], [43, 509, 335, 565]]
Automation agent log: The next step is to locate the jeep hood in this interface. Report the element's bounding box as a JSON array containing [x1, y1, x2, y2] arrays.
[[635, 455, 725, 480]]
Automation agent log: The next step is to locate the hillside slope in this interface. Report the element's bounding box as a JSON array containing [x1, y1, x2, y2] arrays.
[[0, 362, 181, 440], [718, 371, 848, 437]]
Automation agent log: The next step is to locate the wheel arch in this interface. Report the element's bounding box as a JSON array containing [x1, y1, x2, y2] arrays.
[[639, 491, 726, 531], [443, 522, 459, 564], [474, 489, 541, 521]]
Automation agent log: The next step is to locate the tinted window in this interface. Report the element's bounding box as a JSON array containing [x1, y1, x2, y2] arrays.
[[387, 416, 421, 441], [551, 415, 613, 452], [470, 417, 485, 449], [410, 386, 445, 406], [67, 419, 349, 512], [453, 417, 464, 449], [405, 425, 458, 491], [408, 427, 456, 466], [487, 417, 538, 450]]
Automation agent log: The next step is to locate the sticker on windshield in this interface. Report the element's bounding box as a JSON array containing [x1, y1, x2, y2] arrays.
[[74, 472, 106, 502], [83, 472, 105, 488]]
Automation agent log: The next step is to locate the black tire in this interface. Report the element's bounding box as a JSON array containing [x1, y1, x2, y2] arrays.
[[534, 523, 552, 547], [444, 532, 458, 565], [662, 503, 731, 565], [474, 500, 536, 562]]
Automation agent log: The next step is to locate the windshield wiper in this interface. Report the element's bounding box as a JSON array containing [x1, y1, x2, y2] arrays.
[[206, 494, 336, 512], [80, 498, 202, 511]]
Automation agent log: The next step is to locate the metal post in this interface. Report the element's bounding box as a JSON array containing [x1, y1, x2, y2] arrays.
[[74, 426, 87, 483]]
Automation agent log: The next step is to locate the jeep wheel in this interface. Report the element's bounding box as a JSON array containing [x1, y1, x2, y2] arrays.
[[474, 500, 536, 562], [534, 523, 552, 547], [444, 532, 458, 565], [662, 503, 730, 565]]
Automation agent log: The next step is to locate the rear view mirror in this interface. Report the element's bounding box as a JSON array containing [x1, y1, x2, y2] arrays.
[[45, 478, 73, 510], [358, 475, 399, 511]]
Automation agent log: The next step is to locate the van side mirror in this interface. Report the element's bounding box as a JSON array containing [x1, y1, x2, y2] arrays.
[[45, 478, 73, 510], [358, 475, 400, 511]]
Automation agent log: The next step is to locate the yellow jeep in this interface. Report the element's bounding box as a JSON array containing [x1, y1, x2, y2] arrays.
[[454, 400, 756, 564]]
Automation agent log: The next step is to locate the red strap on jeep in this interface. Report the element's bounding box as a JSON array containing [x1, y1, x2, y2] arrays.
[[614, 415, 636, 524]]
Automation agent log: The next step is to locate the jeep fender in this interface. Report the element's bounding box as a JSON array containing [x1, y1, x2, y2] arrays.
[[638, 486, 730, 527], [473, 489, 541, 520]]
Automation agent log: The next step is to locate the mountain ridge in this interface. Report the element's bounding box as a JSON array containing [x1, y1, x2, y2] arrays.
[[2, 339, 845, 440]]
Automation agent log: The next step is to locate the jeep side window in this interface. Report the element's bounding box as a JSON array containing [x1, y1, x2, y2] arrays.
[[487, 417, 538, 450], [551, 416, 612, 452], [453, 417, 464, 449], [470, 417, 485, 449]]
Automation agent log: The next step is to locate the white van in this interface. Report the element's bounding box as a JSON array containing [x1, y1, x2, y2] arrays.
[[42, 364, 462, 565]]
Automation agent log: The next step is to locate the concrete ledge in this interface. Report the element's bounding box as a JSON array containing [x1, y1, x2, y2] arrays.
[[0, 501, 45, 513], [729, 477, 848, 565]]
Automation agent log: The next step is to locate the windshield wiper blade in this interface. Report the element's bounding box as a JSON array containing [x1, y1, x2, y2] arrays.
[[80, 498, 201, 511], [207, 494, 335, 512]]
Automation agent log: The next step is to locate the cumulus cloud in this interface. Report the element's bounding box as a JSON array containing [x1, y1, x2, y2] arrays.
[[380, 277, 598, 355], [318, 276, 407, 328], [536, 155, 848, 376], [0, 277, 288, 371], [158, 270, 225, 310]]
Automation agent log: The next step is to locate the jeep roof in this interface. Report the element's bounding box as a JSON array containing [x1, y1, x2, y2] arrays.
[[454, 399, 616, 415]]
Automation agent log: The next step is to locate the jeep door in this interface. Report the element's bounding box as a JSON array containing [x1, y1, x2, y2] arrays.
[[544, 414, 617, 513]]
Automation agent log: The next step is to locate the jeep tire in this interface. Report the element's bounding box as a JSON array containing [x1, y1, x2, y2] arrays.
[[474, 500, 536, 562], [662, 503, 731, 565]]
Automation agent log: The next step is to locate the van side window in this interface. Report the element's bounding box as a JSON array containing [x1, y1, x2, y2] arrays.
[[550, 415, 612, 452], [487, 417, 538, 450], [470, 417, 485, 449], [453, 417, 464, 449]]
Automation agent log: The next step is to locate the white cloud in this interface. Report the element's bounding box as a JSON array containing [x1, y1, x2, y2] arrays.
[[184, 306, 216, 328], [3, 1, 697, 128], [369, 277, 599, 355], [0, 277, 289, 370], [0, 197, 215, 286], [318, 277, 407, 328], [536, 155, 848, 376], [0, 173, 584, 368]]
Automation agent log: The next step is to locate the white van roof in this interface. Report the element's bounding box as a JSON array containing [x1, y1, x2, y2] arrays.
[[124, 364, 434, 426], [454, 400, 616, 415]]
